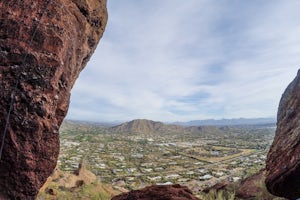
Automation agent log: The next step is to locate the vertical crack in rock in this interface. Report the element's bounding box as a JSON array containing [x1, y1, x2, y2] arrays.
[[0, 0, 107, 199], [266, 69, 300, 199]]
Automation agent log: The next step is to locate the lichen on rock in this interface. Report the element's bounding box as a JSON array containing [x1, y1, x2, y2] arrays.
[[0, 0, 107, 199]]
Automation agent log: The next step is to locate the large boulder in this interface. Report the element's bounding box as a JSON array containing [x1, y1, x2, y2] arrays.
[[0, 0, 107, 199], [266, 69, 300, 199], [111, 184, 201, 200]]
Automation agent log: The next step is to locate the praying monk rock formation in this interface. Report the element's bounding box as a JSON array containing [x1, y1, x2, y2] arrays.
[[0, 0, 107, 199], [266, 69, 300, 199]]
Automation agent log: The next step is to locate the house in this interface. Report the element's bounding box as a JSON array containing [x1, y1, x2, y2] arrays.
[[198, 169, 207, 174], [199, 174, 212, 180], [127, 168, 136, 173], [147, 176, 162, 181], [166, 174, 180, 179], [213, 171, 224, 177], [157, 182, 173, 185], [210, 150, 220, 156]]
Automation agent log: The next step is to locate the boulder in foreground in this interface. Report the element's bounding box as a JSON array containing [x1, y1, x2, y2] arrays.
[[111, 184, 200, 200]]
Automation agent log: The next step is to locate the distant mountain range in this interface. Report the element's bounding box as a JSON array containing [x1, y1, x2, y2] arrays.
[[173, 118, 276, 126], [63, 118, 276, 136], [66, 117, 276, 128]]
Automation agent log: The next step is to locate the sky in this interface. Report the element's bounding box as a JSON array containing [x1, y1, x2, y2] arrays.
[[67, 0, 300, 122]]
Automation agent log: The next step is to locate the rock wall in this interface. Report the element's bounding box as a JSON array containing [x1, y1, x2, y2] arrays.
[[0, 0, 107, 199], [266, 69, 300, 199]]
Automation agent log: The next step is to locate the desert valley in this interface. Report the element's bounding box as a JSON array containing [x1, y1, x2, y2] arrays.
[[37, 118, 282, 199]]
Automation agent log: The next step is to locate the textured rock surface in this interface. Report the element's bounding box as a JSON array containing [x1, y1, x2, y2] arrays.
[[38, 162, 118, 199], [235, 169, 282, 199], [266, 70, 300, 199], [0, 0, 107, 199], [202, 169, 286, 200], [111, 184, 200, 200], [236, 170, 266, 199]]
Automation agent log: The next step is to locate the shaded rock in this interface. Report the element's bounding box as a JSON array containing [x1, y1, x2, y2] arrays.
[[236, 170, 265, 199], [266, 70, 300, 199], [236, 169, 283, 200], [0, 0, 107, 199], [111, 184, 200, 200]]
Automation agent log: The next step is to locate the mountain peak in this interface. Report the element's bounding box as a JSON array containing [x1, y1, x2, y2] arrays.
[[111, 119, 164, 134]]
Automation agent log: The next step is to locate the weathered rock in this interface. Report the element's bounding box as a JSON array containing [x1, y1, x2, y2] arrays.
[[201, 169, 286, 200], [38, 163, 118, 199], [111, 184, 201, 200], [266, 69, 300, 199], [236, 169, 283, 200], [0, 0, 107, 199], [236, 170, 266, 199]]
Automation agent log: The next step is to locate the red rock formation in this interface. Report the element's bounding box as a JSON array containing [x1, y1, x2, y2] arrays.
[[235, 169, 278, 199], [266, 70, 300, 199], [202, 169, 284, 199], [0, 0, 107, 199], [111, 184, 201, 200]]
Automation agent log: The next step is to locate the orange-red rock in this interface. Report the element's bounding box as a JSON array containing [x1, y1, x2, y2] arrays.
[[111, 184, 200, 200], [0, 0, 107, 199], [266, 70, 300, 199]]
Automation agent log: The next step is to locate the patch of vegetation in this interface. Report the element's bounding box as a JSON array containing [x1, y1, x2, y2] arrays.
[[198, 189, 235, 200]]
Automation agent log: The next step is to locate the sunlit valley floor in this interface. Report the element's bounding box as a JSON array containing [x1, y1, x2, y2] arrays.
[[38, 119, 285, 199]]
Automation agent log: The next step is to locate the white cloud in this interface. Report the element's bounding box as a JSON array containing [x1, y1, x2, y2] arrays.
[[67, 0, 300, 122]]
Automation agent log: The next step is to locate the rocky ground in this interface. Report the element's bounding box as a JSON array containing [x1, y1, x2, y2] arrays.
[[37, 162, 118, 200]]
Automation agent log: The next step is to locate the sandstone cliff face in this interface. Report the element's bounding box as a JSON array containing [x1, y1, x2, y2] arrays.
[[266, 70, 300, 199], [0, 0, 107, 199], [111, 184, 200, 200]]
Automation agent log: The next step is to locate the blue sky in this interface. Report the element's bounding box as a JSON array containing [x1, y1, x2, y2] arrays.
[[67, 0, 300, 122]]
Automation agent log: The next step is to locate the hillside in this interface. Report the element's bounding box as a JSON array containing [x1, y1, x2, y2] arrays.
[[37, 162, 119, 200], [109, 119, 228, 136], [109, 119, 185, 134]]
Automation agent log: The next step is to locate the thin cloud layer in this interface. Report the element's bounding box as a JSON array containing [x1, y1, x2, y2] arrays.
[[67, 0, 300, 122]]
